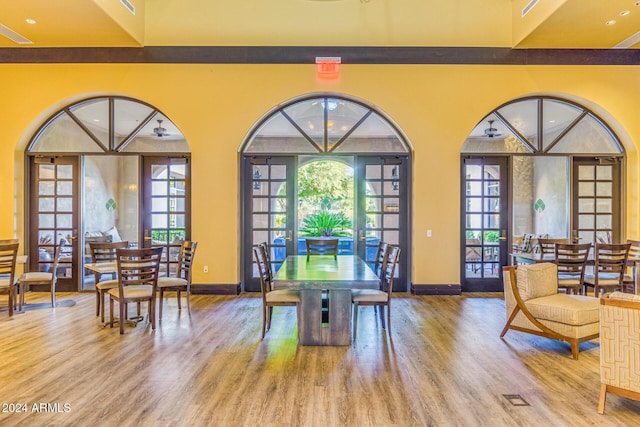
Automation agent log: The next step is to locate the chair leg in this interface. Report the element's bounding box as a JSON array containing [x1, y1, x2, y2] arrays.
[[185, 290, 191, 315], [51, 282, 56, 308], [150, 298, 156, 331], [352, 303, 358, 341], [119, 299, 125, 334], [571, 340, 579, 360], [177, 290, 182, 310], [101, 290, 108, 323], [598, 383, 607, 414], [267, 306, 273, 332], [387, 305, 391, 336], [261, 304, 267, 339], [96, 289, 101, 316], [8, 287, 13, 317], [379, 304, 386, 330], [159, 288, 164, 320], [109, 297, 114, 328]]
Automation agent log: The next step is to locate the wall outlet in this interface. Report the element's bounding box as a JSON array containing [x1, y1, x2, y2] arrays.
[[203, 265, 208, 273], [427, 229, 432, 237]]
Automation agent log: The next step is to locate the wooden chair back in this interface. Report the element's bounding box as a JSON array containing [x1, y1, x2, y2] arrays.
[[0, 239, 19, 316], [555, 243, 591, 273], [89, 241, 129, 281], [173, 241, 197, 283], [624, 240, 640, 293], [115, 247, 163, 292], [539, 238, 571, 256], [594, 243, 631, 280], [380, 245, 401, 295], [373, 241, 389, 274], [254, 245, 272, 297], [305, 238, 338, 259], [257, 241, 272, 279], [627, 240, 640, 260]]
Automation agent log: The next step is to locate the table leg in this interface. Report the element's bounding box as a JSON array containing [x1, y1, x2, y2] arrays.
[[298, 289, 352, 346]]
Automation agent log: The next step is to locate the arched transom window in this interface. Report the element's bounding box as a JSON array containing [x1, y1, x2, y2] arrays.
[[243, 95, 410, 154]]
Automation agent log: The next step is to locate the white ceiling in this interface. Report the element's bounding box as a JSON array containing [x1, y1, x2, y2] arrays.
[[1, 0, 640, 48]]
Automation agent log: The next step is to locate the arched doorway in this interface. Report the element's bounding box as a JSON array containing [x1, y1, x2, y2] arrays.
[[241, 94, 412, 292], [25, 96, 191, 291], [460, 96, 625, 292]]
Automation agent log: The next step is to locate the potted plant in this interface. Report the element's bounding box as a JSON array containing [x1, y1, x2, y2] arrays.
[[299, 209, 353, 237]]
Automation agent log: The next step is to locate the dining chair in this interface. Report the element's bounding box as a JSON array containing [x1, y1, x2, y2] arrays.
[[90, 241, 130, 322], [257, 241, 273, 278], [254, 245, 300, 339], [108, 247, 163, 334], [157, 240, 197, 319], [305, 238, 339, 260], [0, 239, 19, 317], [373, 241, 389, 275], [352, 245, 401, 341], [584, 243, 631, 297], [555, 242, 591, 295], [16, 240, 64, 311], [538, 238, 571, 257], [623, 239, 640, 294]]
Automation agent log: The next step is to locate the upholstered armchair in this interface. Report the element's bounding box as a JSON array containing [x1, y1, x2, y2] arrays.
[[501, 263, 600, 359], [598, 292, 640, 414]]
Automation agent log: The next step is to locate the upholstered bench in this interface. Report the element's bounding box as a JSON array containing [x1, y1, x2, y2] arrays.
[[501, 263, 600, 359]]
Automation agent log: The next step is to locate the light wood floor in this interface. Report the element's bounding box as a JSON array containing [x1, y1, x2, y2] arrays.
[[1, 291, 639, 426]]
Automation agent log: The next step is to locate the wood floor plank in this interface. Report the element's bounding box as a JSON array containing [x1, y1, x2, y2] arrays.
[[0, 292, 639, 426]]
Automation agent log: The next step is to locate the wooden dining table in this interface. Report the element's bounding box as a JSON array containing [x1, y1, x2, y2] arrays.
[[274, 255, 379, 345], [83, 261, 117, 275]]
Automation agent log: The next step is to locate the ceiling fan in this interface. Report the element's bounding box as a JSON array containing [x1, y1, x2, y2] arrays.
[[153, 119, 170, 137], [484, 120, 502, 138]]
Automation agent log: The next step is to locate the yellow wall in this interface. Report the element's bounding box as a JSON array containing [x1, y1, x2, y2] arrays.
[[1, 63, 638, 287]]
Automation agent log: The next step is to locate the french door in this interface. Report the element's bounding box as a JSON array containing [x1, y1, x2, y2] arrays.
[[242, 155, 409, 292], [572, 157, 622, 245], [141, 156, 191, 276], [461, 157, 509, 292], [242, 156, 296, 292], [355, 156, 409, 291], [28, 156, 78, 292]]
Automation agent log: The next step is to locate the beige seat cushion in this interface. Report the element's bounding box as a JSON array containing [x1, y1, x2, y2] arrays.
[[517, 262, 558, 301], [265, 289, 300, 303], [96, 279, 119, 290], [157, 277, 187, 288], [352, 289, 388, 303], [584, 273, 622, 286], [108, 284, 153, 299], [525, 293, 600, 326], [19, 272, 53, 282]]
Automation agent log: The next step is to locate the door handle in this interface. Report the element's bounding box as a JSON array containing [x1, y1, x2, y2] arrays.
[[285, 230, 292, 241]]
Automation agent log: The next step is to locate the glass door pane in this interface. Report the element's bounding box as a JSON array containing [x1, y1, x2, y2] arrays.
[[142, 157, 191, 276], [461, 157, 509, 292], [573, 158, 621, 245], [29, 157, 78, 291], [356, 156, 408, 291], [81, 155, 139, 290], [243, 156, 295, 292]]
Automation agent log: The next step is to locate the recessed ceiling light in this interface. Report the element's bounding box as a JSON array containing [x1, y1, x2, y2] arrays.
[[25, 18, 36, 24], [606, 20, 617, 25], [620, 11, 630, 16], [636, 1, 640, 7]]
